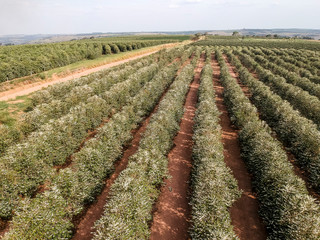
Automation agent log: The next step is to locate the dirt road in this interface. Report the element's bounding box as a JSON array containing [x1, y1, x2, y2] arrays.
[[0, 44, 176, 101], [213, 55, 267, 240], [150, 55, 204, 240]]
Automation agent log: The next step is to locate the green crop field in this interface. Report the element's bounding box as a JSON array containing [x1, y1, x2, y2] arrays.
[[0, 36, 320, 239]]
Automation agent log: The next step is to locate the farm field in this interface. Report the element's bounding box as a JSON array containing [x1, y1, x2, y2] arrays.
[[0, 35, 188, 84], [0, 36, 190, 128], [0, 42, 182, 99], [0, 37, 320, 239]]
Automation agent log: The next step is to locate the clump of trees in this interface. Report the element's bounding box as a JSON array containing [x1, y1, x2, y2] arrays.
[[232, 31, 240, 36]]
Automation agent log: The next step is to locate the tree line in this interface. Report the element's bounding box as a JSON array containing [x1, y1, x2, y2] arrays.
[[0, 39, 177, 82]]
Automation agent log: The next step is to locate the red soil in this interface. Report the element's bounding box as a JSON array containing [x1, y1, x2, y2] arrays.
[[223, 55, 252, 98], [211, 54, 267, 240], [149, 55, 204, 240], [0, 220, 9, 238], [286, 152, 320, 202], [0, 56, 190, 240], [176, 53, 194, 75]]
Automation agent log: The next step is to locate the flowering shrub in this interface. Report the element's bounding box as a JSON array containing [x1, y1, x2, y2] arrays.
[[0, 125, 21, 156]]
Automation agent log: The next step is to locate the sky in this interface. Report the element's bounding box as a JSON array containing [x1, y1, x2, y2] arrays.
[[0, 0, 319, 35]]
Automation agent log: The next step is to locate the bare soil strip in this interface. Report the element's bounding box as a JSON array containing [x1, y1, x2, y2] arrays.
[[71, 57, 192, 240], [286, 152, 320, 202], [0, 220, 9, 238], [222, 55, 252, 98], [0, 45, 174, 101], [149, 55, 204, 240], [227, 56, 320, 203], [211, 54, 267, 240]]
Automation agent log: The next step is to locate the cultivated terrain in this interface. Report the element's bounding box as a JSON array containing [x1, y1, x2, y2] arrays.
[[0, 35, 320, 239]]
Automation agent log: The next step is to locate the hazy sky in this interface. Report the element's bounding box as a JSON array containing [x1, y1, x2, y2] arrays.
[[0, 0, 319, 35]]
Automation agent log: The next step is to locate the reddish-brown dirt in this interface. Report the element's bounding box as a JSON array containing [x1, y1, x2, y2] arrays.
[[0, 55, 192, 240], [211, 54, 267, 240], [149, 55, 204, 240], [223, 55, 252, 98], [0, 220, 9, 238], [286, 152, 320, 202], [176, 53, 194, 75], [72, 57, 191, 240]]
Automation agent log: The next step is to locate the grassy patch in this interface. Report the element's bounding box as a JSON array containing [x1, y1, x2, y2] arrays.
[[0, 101, 15, 126], [0, 95, 32, 126], [0, 101, 9, 110]]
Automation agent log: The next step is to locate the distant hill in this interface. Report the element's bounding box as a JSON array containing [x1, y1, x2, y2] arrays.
[[0, 32, 192, 45], [1, 29, 319, 45], [207, 29, 320, 40], [0, 34, 56, 45]]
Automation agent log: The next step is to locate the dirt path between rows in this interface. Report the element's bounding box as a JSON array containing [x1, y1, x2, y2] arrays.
[[286, 152, 320, 202], [0, 220, 9, 238], [0, 44, 175, 101], [71, 56, 193, 240], [223, 55, 252, 98], [149, 55, 204, 240], [211, 54, 267, 240]]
